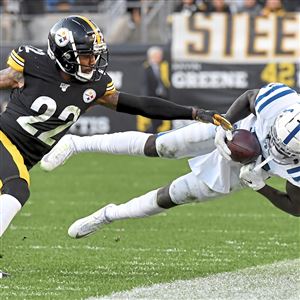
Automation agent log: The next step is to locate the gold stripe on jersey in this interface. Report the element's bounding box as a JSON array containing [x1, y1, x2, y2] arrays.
[[0, 131, 30, 186], [106, 81, 116, 92], [0, 179, 2, 189], [106, 86, 115, 91], [7, 51, 25, 73], [7, 56, 24, 72], [103, 83, 116, 96], [12, 50, 25, 63], [77, 15, 101, 44]]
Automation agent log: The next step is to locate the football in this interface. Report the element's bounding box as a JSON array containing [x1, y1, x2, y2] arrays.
[[226, 129, 261, 164]]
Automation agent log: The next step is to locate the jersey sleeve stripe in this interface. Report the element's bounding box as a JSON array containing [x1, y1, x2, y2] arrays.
[[106, 86, 115, 91], [10, 53, 25, 67], [257, 90, 296, 113], [0, 131, 30, 186], [7, 56, 24, 72], [283, 123, 300, 145], [12, 50, 25, 63], [106, 82, 115, 91], [255, 84, 286, 105], [287, 166, 300, 174]]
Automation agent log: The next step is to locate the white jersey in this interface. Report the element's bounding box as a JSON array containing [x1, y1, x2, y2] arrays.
[[189, 83, 300, 193]]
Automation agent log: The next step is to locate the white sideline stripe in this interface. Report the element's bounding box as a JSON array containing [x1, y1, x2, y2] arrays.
[[87, 259, 300, 300]]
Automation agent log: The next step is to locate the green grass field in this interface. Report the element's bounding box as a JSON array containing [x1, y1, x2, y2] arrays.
[[0, 153, 299, 299]]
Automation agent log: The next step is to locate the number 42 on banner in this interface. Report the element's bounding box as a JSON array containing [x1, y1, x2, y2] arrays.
[[260, 63, 295, 87]]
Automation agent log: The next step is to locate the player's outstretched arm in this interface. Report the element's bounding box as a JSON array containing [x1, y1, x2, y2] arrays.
[[240, 163, 300, 216], [97, 91, 231, 129], [224, 89, 259, 124], [0, 67, 24, 89], [257, 182, 300, 217]]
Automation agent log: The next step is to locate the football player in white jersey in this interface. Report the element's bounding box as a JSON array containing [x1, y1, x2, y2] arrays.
[[41, 83, 300, 239]]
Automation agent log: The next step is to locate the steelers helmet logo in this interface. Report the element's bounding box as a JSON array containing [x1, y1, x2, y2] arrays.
[[55, 28, 70, 47], [83, 89, 96, 103]]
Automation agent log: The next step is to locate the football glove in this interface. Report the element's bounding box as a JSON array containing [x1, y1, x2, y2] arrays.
[[214, 126, 233, 161], [194, 109, 233, 131], [239, 158, 269, 191]]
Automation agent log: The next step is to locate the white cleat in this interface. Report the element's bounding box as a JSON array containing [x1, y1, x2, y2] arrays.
[[0, 270, 9, 278], [68, 204, 116, 239], [40, 135, 76, 171]]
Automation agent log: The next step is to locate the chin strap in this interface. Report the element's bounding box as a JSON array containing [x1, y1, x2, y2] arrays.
[[253, 155, 274, 172]]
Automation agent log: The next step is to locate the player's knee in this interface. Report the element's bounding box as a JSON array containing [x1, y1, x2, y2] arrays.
[[169, 173, 218, 205], [157, 185, 177, 209], [2, 178, 30, 206], [144, 135, 159, 157]]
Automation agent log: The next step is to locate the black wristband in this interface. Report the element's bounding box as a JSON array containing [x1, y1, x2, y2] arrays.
[[116, 92, 193, 120]]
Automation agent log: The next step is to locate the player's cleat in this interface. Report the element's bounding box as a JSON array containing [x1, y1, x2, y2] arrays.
[[40, 135, 76, 171], [0, 271, 10, 278], [68, 204, 116, 239]]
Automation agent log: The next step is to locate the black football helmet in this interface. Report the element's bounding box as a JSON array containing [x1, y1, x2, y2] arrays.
[[47, 15, 108, 82]]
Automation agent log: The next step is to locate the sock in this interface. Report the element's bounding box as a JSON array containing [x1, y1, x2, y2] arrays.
[[0, 194, 22, 237], [105, 189, 165, 221], [71, 132, 151, 156]]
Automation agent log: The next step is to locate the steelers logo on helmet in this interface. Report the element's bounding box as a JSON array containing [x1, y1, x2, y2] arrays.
[[83, 89, 96, 103], [55, 28, 70, 47]]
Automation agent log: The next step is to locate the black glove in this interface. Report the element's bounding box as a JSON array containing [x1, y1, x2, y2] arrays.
[[193, 108, 233, 131]]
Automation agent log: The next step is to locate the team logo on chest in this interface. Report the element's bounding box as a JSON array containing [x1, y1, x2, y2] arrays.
[[55, 28, 70, 47], [83, 89, 96, 103]]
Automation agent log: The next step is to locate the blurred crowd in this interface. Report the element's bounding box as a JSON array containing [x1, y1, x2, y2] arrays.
[[0, 0, 103, 14], [128, 0, 300, 29], [174, 0, 300, 15], [1, 0, 299, 19]]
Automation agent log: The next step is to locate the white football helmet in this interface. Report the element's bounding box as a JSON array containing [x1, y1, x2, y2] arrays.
[[269, 104, 300, 165]]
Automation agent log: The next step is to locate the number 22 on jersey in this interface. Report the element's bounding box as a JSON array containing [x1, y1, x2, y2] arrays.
[[17, 96, 81, 146]]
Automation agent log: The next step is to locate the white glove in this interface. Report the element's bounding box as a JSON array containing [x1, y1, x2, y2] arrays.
[[214, 126, 233, 161], [239, 158, 269, 191]]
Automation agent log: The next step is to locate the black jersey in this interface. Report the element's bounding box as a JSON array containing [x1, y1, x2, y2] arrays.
[[0, 45, 116, 169]]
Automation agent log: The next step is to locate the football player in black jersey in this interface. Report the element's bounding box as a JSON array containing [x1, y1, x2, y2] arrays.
[[0, 15, 231, 276]]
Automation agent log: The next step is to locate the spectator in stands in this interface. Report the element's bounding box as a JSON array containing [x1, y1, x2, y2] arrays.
[[1, 0, 19, 41], [141, 46, 171, 133], [19, 0, 45, 41], [282, 0, 300, 12], [46, 0, 74, 12], [238, 0, 262, 15], [261, 0, 285, 16], [174, 0, 200, 15], [127, 0, 141, 29], [74, 0, 103, 12], [201, 0, 231, 14]]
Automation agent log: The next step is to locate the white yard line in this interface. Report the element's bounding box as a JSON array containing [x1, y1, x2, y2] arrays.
[[88, 258, 300, 300]]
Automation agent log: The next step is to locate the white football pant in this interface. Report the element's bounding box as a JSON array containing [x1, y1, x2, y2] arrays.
[[156, 122, 216, 159]]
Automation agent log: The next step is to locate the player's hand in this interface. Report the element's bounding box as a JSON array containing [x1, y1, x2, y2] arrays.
[[214, 126, 233, 161], [193, 109, 233, 131], [239, 158, 269, 191]]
